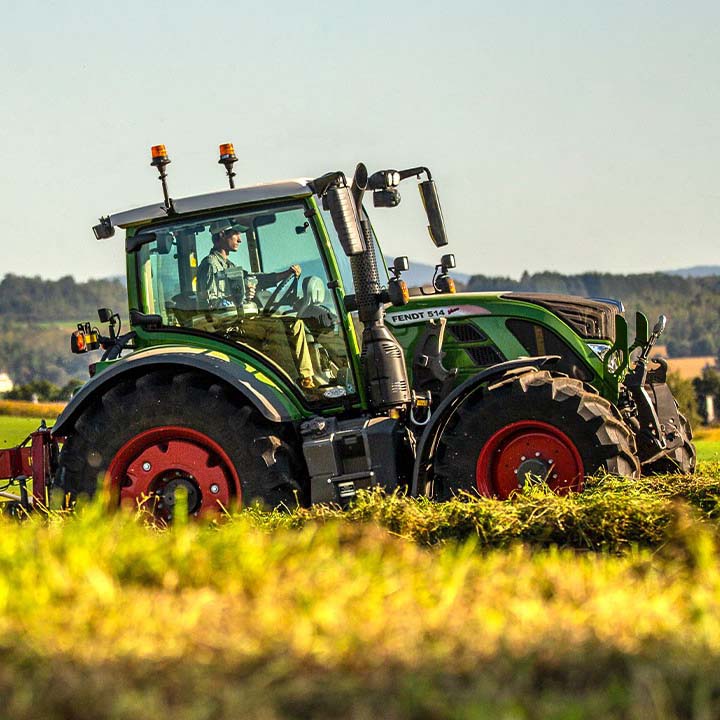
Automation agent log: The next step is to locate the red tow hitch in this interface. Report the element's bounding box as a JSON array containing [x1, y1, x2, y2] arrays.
[[0, 426, 60, 514]]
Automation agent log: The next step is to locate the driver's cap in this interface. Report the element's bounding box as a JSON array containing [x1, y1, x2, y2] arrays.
[[210, 220, 246, 235]]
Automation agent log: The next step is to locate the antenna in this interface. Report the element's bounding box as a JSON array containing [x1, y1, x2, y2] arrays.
[[150, 145, 173, 212], [218, 143, 238, 188]]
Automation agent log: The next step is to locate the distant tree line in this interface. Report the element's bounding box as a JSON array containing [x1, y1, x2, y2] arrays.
[[0, 275, 126, 387], [0, 319, 94, 386], [3, 378, 82, 402], [0, 272, 719, 390], [467, 271, 720, 357], [0, 274, 126, 322]]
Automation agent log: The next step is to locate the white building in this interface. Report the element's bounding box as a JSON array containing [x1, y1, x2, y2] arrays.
[[0, 372, 14, 394]]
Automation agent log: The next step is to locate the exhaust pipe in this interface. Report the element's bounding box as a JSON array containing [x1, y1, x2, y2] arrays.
[[348, 164, 411, 412]]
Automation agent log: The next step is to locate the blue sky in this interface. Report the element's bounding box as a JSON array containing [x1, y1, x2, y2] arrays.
[[1, 1, 718, 280]]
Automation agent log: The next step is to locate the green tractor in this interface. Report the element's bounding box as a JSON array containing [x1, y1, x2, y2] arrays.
[[32, 144, 692, 518]]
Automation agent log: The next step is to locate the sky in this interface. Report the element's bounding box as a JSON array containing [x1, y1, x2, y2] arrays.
[[1, 0, 719, 281]]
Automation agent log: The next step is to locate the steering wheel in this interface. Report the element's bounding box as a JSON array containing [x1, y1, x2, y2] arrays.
[[261, 273, 299, 316]]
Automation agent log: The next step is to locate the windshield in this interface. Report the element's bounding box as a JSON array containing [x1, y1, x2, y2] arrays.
[[133, 201, 356, 402]]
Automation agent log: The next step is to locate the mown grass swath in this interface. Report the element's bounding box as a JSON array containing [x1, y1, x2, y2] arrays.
[[2, 470, 720, 719]]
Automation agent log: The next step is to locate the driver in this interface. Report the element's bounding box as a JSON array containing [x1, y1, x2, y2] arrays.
[[197, 221, 316, 390]]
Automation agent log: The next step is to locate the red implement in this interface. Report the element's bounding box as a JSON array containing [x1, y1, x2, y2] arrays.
[[0, 428, 60, 509]]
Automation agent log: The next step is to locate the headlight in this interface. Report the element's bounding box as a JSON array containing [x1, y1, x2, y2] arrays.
[[586, 342, 610, 359], [586, 342, 620, 372]]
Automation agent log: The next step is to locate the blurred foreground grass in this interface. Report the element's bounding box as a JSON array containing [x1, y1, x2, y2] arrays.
[[3, 472, 720, 719]]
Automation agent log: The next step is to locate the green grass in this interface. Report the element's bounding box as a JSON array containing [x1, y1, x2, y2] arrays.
[[697, 440, 720, 462], [2, 475, 720, 719], [0, 414, 45, 446]]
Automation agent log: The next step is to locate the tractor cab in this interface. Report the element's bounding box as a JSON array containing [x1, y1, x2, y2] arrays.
[[122, 195, 360, 403]]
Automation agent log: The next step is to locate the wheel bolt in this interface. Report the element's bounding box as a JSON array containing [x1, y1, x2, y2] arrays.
[[520, 456, 526, 461], [142, 462, 152, 472], [210, 484, 220, 494], [552, 473, 558, 479], [535, 452, 541, 457]]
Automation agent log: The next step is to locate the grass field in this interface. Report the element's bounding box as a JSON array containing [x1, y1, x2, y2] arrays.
[[0, 402, 62, 446], [0, 415, 47, 445], [695, 427, 720, 462], [3, 415, 720, 718]]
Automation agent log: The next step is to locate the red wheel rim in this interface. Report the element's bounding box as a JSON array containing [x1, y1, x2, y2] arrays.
[[475, 420, 584, 499], [107, 426, 241, 518]]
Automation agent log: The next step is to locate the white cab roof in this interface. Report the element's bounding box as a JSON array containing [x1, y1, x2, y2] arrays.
[[109, 178, 314, 229]]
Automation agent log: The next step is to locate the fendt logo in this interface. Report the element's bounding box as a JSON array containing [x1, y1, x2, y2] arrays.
[[386, 305, 490, 326]]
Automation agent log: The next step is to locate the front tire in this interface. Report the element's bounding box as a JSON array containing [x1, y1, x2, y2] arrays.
[[57, 371, 302, 517], [433, 371, 639, 500]]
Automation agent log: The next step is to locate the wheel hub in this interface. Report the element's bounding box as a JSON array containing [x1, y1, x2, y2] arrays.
[[157, 476, 201, 515], [476, 420, 584, 498], [107, 426, 240, 519], [515, 457, 549, 485]]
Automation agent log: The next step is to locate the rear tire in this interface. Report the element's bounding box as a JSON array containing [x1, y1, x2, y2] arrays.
[[57, 371, 303, 516], [433, 370, 639, 500]]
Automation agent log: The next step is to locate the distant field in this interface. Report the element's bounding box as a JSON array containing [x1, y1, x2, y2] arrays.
[[0, 400, 64, 419], [665, 355, 717, 379]]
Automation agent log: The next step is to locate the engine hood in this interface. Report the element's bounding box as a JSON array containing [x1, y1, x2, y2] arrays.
[[500, 292, 619, 341]]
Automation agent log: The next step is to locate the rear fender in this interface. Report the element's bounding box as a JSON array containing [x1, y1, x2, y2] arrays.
[[410, 356, 560, 496], [52, 350, 298, 438]]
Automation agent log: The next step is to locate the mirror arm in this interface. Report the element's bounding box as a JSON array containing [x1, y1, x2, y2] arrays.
[[398, 166, 432, 181]]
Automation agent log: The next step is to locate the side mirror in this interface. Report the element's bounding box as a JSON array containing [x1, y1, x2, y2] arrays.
[[440, 253, 456, 270], [97, 308, 114, 323], [324, 184, 365, 256], [393, 256, 409, 273], [418, 180, 448, 247]]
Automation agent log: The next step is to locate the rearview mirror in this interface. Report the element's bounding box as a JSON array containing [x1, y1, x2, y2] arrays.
[[418, 180, 448, 247]]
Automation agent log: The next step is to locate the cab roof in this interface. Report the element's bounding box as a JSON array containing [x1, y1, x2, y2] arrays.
[[109, 178, 314, 229]]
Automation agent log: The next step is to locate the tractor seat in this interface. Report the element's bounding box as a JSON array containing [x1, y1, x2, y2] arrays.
[[294, 276, 325, 315], [169, 292, 199, 327]]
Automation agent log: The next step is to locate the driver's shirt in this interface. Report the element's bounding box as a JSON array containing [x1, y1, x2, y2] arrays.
[[197, 249, 285, 309]]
